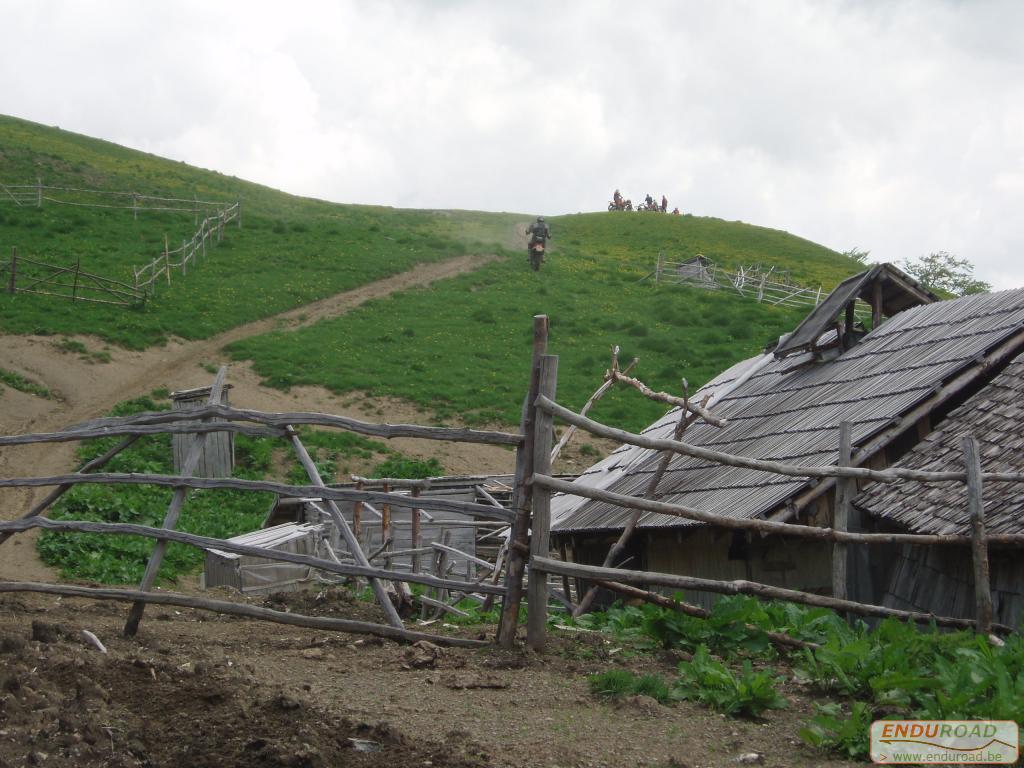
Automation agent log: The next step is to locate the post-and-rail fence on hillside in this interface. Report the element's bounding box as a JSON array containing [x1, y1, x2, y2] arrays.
[[0, 180, 239, 304], [131, 201, 240, 293], [1, 247, 146, 307], [650, 254, 876, 321], [0, 319, 1022, 656]]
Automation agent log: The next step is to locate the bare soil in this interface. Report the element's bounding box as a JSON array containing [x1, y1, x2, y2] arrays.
[[0, 587, 858, 768], [0, 253, 853, 767]]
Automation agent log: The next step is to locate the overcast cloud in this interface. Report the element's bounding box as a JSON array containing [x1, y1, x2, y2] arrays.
[[2, 0, 1022, 287]]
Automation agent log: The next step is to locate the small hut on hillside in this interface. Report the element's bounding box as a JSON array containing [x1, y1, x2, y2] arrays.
[[550, 264, 1024, 611]]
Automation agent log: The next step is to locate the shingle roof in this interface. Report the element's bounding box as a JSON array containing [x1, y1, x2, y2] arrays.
[[551, 287, 1024, 534], [854, 353, 1024, 536]]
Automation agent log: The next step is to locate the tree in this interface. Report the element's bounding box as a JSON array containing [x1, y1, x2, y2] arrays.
[[841, 247, 871, 265], [900, 252, 991, 297]]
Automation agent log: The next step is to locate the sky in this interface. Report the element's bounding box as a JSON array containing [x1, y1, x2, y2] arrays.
[[2, 0, 1023, 288]]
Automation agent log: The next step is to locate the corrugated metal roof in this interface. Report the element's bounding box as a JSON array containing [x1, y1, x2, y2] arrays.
[[854, 352, 1024, 536], [551, 287, 1024, 534]]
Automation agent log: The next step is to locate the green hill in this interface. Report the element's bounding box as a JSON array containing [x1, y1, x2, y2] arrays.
[[1, 115, 866, 430], [0, 115, 521, 347]]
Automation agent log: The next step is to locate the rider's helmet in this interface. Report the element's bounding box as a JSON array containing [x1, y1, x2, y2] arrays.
[[537, 216, 545, 223]]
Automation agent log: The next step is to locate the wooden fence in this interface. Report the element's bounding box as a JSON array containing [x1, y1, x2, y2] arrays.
[[3, 316, 1020, 654], [0, 179, 233, 219], [132, 202, 240, 293], [650, 254, 874, 320], [522, 390, 1024, 650], [0, 359, 535, 648], [1, 247, 146, 307]]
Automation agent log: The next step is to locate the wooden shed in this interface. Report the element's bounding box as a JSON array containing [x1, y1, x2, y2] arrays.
[[551, 266, 1024, 610], [170, 384, 234, 478], [854, 352, 1024, 628]]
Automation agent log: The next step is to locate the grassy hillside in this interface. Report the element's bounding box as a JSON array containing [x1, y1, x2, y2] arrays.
[[0, 115, 521, 347], [1, 114, 867, 432], [228, 213, 863, 431]]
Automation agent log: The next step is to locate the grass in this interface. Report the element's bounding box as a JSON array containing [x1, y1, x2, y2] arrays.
[[0, 115, 522, 349], [227, 211, 851, 431], [0, 366, 51, 398]]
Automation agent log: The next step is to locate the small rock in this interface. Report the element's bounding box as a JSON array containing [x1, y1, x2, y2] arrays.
[[300, 648, 324, 660], [734, 752, 764, 765]]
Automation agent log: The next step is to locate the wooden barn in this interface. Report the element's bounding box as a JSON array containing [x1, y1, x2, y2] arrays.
[[853, 353, 1024, 628], [550, 264, 1024, 610]]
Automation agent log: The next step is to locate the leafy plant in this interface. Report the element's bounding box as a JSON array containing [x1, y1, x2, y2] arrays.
[[799, 702, 873, 758], [674, 645, 787, 717]]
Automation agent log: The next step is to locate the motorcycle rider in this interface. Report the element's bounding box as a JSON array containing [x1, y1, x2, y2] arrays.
[[527, 216, 551, 245], [613, 189, 624, 209]]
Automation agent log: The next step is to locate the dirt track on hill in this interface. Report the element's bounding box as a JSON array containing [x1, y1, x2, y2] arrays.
[[0, 253, 513, 582]]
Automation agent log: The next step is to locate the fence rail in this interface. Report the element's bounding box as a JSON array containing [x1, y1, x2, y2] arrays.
[[132, 202, 240, 292], [521, 390, 1024, 649], [2, 248, 146, 306], [650, 254, 873, 319], [0, 361, 529, 648], [0, 179, 232, 216]]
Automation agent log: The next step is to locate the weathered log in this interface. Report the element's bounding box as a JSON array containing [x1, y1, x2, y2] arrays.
[[574, 391, 697, 617], [287, 427, 404, 629], [832, 422, 853, 601], [533, 474, 1024, 547], [549, 348, 637, 462], [592, 579, 819, 652], [0, 473, 514, 523], [498, 315, 547, 648], [607, 369, 724, 426], [527, 354, 558, 651], [535, 396, 1024, 485], [963, 436, 993, 636], [0, 421, 286, 448], [531, 557, 1013, 634], [350, 475, 432, 489], [64, 405, 522, 446], [0, 516, 507, 595], [0, 582, 486, 647], [0, 435, 139, 548]]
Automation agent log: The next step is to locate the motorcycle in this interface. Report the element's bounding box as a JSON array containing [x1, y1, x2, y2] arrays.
[[607, 198, 633, 211], [528, 239, 546, 271]]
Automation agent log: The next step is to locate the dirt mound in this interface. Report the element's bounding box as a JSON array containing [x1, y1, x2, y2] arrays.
[[0, 618, 488, 768]]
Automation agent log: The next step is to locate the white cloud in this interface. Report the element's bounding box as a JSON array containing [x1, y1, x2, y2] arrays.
[[1, 0, 1022, 286]]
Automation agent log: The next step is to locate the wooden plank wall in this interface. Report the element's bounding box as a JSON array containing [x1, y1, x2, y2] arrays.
[[883, 545, 1024, 629], [171, 387, 235, 478]]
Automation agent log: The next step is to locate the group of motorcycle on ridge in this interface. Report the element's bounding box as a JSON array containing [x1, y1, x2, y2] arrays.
[[525, 189, 680, 271], [608, 189, 681, 214]]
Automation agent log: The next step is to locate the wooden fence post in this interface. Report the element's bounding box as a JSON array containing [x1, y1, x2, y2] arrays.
[[182, 239, 187, 277], [353, 480, 364, 541], [527, 354, 559, 651], [8, 248, 16, 294], [497, 315, 548, 648], [381, 482, 391, 550], [72, 259, 80, 301], [832, 422, 853, 602], [963, 435, 993, 635], [36, 177, 42, 208], [133, 193, 138, 221], [164, 235, 171, 286], [411, 486, 422, 574]]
